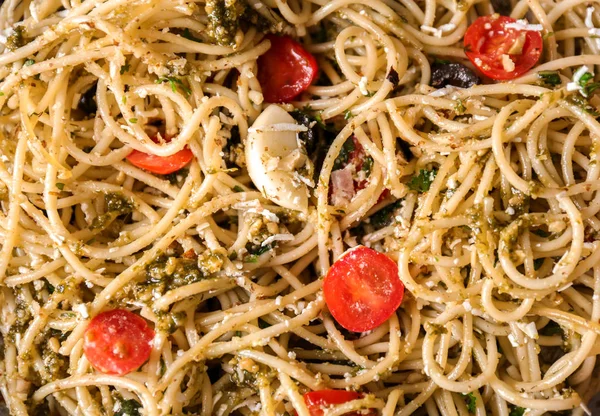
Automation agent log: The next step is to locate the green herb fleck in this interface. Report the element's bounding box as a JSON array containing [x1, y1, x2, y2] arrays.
[[509, 407, 526, 416], [454, 99, 466, 114], [362, 155, 374, 175], [56, 183, 65, 191], [120, 64, 130, 75], [407, 169, 437, 193], [344, 110, 353, 120], [370, 200, 402, 229], [463, 392, 476, 413], [538, 71, 561, 87], [156, 77, 192, 95], [24, 59, 35, 66], [578, 71, 600, 97], [233, 185, 244, 192], [129, 118, 138, 124], [333, 138, 356, 170], [115, 399, 141, 416]]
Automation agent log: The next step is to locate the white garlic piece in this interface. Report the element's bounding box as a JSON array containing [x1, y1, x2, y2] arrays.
[[246, 105, 312, 213]]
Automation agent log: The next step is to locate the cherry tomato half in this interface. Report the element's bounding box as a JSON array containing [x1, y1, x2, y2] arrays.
[[257, 35, 318, 103], [464, 15, 543, 80], [303, 390, 375, 416], [83, 309, 155, 376], [323, 246, 404, 332], [126, 135, 193, 175]]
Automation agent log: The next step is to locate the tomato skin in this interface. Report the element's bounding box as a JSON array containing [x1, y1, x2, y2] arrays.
[[303, 390, 375, 416], [464, 15, 543, 80], [83, 309, 155, 376], [257, 35, 319, 103], [126, 147, 193, 175], [126, 135, 193, 175], [323, 246, 404, 332]]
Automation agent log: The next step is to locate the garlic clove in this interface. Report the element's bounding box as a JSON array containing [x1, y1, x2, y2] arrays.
[[245, 105, 310, 213]]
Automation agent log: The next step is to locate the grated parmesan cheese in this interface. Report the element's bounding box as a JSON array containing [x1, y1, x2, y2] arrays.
[[358, 76, 369, 95], [504, 19, 543, 32]]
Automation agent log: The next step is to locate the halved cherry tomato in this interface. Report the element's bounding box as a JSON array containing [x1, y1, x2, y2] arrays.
[[464, 15, 543, 80], [323, 246, 404, 332], [257, 35, 318, 103], [126, 135, 193, 175], [83, 309, 155, 376], [303, 390, 375, 416]]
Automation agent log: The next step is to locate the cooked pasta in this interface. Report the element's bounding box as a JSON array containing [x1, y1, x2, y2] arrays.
[[0, 0, 599, 415]]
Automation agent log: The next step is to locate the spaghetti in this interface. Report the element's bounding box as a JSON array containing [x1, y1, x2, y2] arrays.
[[0, 0, 599, 415]]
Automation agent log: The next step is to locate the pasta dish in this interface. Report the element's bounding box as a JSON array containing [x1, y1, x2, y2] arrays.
[[0, 0, 600, 415]]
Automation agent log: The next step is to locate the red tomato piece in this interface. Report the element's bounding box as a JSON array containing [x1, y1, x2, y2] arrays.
[[257, 35, 319, 103], [303, 390, 375, 416], [83, 309, 155, 376], [126, 135, 193, 175], [323, 246, 404, 332], [464, 15, 543, 80]]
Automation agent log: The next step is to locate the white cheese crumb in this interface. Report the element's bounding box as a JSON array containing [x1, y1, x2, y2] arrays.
[[73, 303, 89, 319], [516, 322, 538, 339], [358, 76, 369, 96], [505, 207, 515, 215], [504, 19, 543, 31], [261, 233, 294, 247], [501, 54, 515, 73]]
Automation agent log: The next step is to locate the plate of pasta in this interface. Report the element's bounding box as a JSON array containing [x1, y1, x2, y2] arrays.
[[0, 0, 600, 415]]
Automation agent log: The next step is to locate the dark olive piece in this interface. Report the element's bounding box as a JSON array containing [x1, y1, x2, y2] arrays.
[[491, 0, 512, 16], [430, 62, 480, 89], [78, 83, 97, 114]]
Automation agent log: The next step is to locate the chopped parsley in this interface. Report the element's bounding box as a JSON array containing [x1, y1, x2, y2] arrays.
[[233, 185, 244, 192], [156, 76, 191, 95], [56, 183, 65, 191], [120, 64, 130, 75], [24, 59, 35, 66], [362, 155, 374, 175], [370, 200, 402, 229], [538, 70, 561, 87], [454, 99, 466, 114], [509, 406, 526, 416], [344, 110, 353, 120], [244, 244, 272, 263], [407, 169, 437, 192], [463, 392, 476, 413], [115, 399, 141, 416], [129, 118, 138, 124], [578, 72, 600, 97], [333, 138, 356, 170]]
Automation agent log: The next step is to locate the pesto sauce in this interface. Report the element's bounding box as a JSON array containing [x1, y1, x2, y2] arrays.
[[6, 26, 26, 51], [205, 0, 246, 46]]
